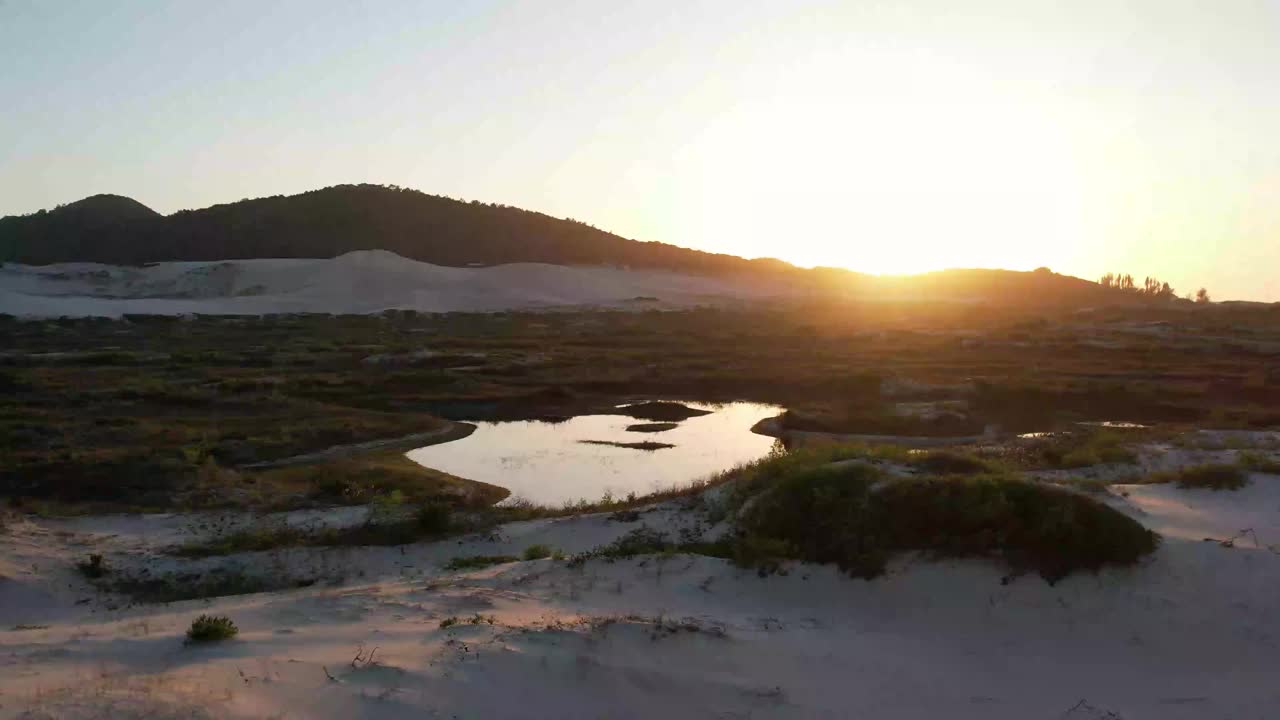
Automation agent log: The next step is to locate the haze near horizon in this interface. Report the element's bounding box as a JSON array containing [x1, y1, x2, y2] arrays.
[[2, 1, 1278, 299]]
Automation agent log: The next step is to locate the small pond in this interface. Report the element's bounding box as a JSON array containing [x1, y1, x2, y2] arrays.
[[407, 401, 781, 506]]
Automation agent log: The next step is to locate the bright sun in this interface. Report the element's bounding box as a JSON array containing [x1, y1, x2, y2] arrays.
[[669, 73, 1090, 276]]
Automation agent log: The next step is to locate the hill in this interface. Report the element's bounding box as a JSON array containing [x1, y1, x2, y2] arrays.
[[0, 184, 794, 276]]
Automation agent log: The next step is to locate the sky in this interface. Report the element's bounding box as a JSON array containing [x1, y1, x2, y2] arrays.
[[2, 1, 1279, 300]]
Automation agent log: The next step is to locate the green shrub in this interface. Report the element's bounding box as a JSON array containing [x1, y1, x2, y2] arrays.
[[445, 554, 517, 571], [737, 463, 1159, 583], [185, 614, 238, 644], [522, 544, 554, 560]]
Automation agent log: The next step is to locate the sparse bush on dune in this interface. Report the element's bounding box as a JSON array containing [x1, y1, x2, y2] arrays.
[[522, 543, 554, 560]]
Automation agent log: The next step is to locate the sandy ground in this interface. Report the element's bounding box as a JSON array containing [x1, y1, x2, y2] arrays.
[[3, 448, 1280, 718], [0, 251, 792, 318]]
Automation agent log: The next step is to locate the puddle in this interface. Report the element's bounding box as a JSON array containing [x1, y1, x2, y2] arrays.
[[407, 402, 781, 506], [1077, 421, 1149, 429]]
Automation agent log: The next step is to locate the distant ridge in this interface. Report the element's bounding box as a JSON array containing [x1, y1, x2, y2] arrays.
[[0, 183, 1186, 309]]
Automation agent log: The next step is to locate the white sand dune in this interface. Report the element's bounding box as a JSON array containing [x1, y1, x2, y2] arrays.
[[4, 444, 1280, 718], [0, 250, 792, 317]]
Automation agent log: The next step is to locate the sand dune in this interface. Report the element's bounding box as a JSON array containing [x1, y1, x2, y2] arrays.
[[0, 250, 793, 318], [4, 442, 1280, 719]]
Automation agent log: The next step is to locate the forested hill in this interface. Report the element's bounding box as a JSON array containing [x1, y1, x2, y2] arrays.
[[0, 184, 795, 276]]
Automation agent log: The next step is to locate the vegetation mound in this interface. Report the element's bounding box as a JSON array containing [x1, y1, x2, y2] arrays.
[[625, 422, 679, 433], [620, 402, 712, 422], [579, 439, 675, 451], [731, 457, 1158, 583]]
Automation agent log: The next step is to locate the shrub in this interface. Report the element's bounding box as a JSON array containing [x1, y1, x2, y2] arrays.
[[737, 463, 1159, 583], [185, 614, 238, 644], [1042, 430, 1137, 469], [522, 544, 554, 560], [416, 502, 452, 533], [911, 450, 992, 475], [1149, 464, 1248, 491], [76, 554, 107, 579], [1239, 451, 1280, 474]]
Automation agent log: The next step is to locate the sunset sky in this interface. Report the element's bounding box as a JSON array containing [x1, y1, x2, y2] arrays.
[[3, 1, 1278, 299]]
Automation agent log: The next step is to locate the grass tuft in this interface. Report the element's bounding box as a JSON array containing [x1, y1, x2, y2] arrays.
[[185, 614, 238, 644]]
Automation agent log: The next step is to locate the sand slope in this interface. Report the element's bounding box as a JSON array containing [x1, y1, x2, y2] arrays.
[[0, 250, 792, 317]]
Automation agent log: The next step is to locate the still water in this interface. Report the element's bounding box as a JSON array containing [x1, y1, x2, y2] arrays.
[[407, 402, 781, 506]]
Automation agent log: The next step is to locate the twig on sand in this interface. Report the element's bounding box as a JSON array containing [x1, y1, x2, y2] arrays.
[[1201, 527, 1280, 553], [323, 666, 339, 682], [351, 644, 381, 668], [1063, 699, 1125, 719]]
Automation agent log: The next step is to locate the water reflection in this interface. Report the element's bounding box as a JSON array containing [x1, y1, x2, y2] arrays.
[[407, 402, 781, 506]]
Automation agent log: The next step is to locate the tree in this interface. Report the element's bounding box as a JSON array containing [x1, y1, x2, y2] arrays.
[[1195, 288, 1211, 304]]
